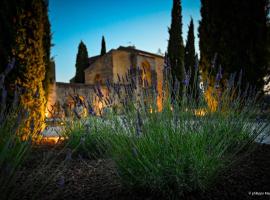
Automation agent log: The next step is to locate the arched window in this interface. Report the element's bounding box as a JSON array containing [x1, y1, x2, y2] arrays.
[[141, 61, 151, 87], [94, 74, 102, 84]]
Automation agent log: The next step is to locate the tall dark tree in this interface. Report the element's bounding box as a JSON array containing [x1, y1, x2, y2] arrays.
[[199, 0, 269, 96], [42, 0, 52, 98], [100, 36, 106, 56], [0, 0, 16, 72], [74, 41, 89, 83], [167, 0, 185, 100], [184, 18, 199, 102]]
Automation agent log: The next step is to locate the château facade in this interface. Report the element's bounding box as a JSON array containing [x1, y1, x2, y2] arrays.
[[46, 46, 164, 117]]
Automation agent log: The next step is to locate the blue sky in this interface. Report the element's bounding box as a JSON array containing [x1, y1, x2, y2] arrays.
[[49, 0, 201, 82]]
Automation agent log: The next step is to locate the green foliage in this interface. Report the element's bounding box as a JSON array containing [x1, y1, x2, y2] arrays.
[[167, 0, 185, 99], [199, 0, 269, 94], [0, 0, 51, 137], [12, 0, 48, 137], [100, 36, 107, 56], [74, 41, 89, 83]]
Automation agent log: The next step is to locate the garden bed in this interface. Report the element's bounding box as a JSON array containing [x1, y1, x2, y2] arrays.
[[11, 143, 270, 200]]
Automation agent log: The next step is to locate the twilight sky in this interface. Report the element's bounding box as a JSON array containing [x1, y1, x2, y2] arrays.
[[49, 0, 201, 82]]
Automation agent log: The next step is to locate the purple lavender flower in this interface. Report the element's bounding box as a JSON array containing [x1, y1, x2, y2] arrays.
[[105, 79, 111, 92], [96, 85, 103, 98], [183, 74, 190, 86], [135, 110, 143, 137], [215, 65, 223, 82], [4, 58, 15, 76], [87, 102, 95, 116], [144, 79, 149, 87], [30, 119, 35, 132], [57, 176, 65, 188], [1, 87, 7, 107]]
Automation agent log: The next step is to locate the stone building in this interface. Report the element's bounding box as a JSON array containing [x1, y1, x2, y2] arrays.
[[84, 46, 164, 87], [46, 46, 164, 117]]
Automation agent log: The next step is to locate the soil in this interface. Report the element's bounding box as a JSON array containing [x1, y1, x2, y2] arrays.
[[6, 143, 270, 200]]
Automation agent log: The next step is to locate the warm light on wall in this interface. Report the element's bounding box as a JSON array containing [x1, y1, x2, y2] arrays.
[[204, 86, 218, 112], [39, 136, 66, 145], [194, 108, 207, 116]]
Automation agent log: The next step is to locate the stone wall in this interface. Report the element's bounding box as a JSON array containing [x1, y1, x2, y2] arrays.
[[112, 50, 133, 84], [46, 82, 133, 117]]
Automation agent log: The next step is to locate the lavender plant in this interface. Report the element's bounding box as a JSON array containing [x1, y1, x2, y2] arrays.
[[106, 80, 269, 197], [63, 60, 269, 198], [0, 60, 33, 199]]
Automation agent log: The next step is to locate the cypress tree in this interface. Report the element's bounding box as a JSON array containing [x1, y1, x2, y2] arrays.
[[184, 18, 199, 102], [74, 41, 89, 83], [100, 36, 106, 56], [167, 0, 185, 100], [0, 0, 16, 72], [199, 0, 269, 96], [42, 0, 52, 98], [12, 0, 48, 137]]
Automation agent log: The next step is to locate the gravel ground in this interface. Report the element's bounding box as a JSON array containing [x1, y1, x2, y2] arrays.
[[5, 143, 270, 200]]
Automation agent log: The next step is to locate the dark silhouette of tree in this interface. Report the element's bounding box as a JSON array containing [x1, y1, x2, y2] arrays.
[[184, 18, 199, 102], [100, 36, 106, 56], [0, 0, 16, 73], [42, 0, 52, 98], [74, 41, 89, 83], [167, 0, 185, 101], [199, 0, 269, 95]]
